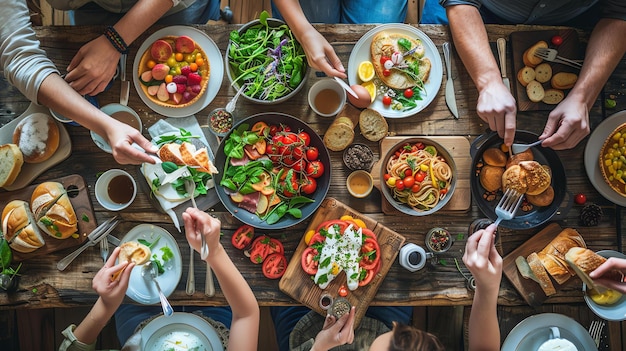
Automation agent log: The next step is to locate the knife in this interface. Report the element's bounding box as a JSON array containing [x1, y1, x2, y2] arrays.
[[442, 42, 459, 119], [57, 218, 120, 271], [120, 53, 130, 106], [496, 38, 511, 91]]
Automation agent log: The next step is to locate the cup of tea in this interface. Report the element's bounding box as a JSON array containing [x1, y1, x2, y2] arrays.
[[398, 243, 433, 272], [91, 103, 142, 153], [307, 78, 347, 117], [346, 170, 374, 198], [95, 169, 137, 211]]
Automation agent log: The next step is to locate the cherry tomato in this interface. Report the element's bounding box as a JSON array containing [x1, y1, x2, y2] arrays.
[[301, 247, 319, 275], [383, 173, 391, 181], [382, 95, 392, 105], [306, 147, 319, 161], [269, 125, 280, 136], [415, 171, 426, 182], [411, 184, 421, 193], [301, 176, 317, 195], [282, 133, 298, 145], [415, 142, 425, 150], [403, 176, 415, 188], [440, 188, 448, 195], [291, 159, 305, 172], [396, 179, 405, 191], [404, 169, 413, 177], [551, 35, 563, 46], [574, 193, 587, 205], [403, 88, 414, 98], [306, 161, 325, 178], [282, 181, 299, 197], [382, 69, 391, 77], [380, 56, 390, 66], [298, 132, 311, 146], [292, 146, 304, 159], [262, 253, 287, 279], [338, 285, 349, 297], [231, 224, 254, 250]]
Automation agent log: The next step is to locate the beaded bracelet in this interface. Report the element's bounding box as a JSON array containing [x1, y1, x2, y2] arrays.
[[103, 26, 129, 54]]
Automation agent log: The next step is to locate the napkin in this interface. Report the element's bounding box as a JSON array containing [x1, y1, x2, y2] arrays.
[[140, 116, 214, 231]]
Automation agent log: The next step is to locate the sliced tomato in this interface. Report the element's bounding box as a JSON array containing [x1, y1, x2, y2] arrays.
[[262, 253, 287, 279], [249, 235, 283, 264], [361, 228, 377, 239], [301, 247, 319, 275], [360, 237, 380, 270], [316, 219, 349, 234], [308, 232, 326, 246], [358, 267, 375, 287], [231, 224, 254, 250]]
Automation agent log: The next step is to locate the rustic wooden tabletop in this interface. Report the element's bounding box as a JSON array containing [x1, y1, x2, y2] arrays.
[[0, 24, 624, 349]]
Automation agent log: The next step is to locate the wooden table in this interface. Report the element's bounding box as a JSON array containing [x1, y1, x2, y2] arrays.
[[0, 24, 624, 349]]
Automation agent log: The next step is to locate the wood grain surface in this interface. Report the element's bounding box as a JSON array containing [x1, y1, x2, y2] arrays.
[[0, 174, 97, 262], [510, 29, 581, 111], [371, 136, 471, 214], [279, 197, 405, 327]]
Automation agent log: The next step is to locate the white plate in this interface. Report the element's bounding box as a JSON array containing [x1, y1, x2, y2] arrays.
[[347, 24, 443, 118], [584, 110, 626, 206], [141, 312, 224, 351], [122, 224, 182, 305], [0, 103, 71, 191], [133, 26, 224, 118], [501, 313, 596, 351]]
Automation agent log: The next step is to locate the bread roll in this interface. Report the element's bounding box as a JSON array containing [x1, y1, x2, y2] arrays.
[[527, 252, 556, 296], [119, 242, 151, 265], [519, 160, 551, 195], [522, 41, 548, 68], [542, 89, 565, 105], [526, 186, 555, 207], [542, 228, 586, 257], [31, 182, 77, 239], [506, 148, 534, 169], [565, 247, 622, 291], [534, 63, 552, 83], [483, 148, 507, 167], [526, 80, 545, 103], [359, 108, 388, 142], [480, 165, 505, 192], [0, 144, 24, 188], [2, 200, 45, 253], [13, 113, 60, 163], [501, 165, 526, 193], [551, 72, 578, 90], [517, 66, 536, 87]]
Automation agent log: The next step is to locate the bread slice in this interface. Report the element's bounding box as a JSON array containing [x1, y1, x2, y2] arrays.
[[158, 143, 185, 165], [551, 72, 578, 90], [565, 247, 622, 291], [323, 123, 354, 151], [542, 89, 564, 105], [526, 80, 545, 103], [359, 108, 388, 142], [516, 66, 536, 87], [534, 63, 553, 83], [538, 251, 572, 285], [522, 41, 548, 68], [0, 144, 24, 188], [527, 252, 557, 296]]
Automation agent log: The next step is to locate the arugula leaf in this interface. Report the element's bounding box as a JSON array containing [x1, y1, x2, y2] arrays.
[[398, 38, 412, 52]]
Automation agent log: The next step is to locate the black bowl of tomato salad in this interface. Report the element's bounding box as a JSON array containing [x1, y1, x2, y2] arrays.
[[214, 112, 331, 229]]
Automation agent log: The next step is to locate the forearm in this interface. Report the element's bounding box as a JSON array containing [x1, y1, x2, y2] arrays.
[[567, 18, 626, 109], [273, 0, 316, 44], [468, 288, 500, 351], [447, 5, 501, 92], [112, 0, 175, 47], [72, 298, 115, 345]]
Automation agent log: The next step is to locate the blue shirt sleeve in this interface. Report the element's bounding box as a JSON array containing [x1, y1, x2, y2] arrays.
[[439, 0, 481, 8]]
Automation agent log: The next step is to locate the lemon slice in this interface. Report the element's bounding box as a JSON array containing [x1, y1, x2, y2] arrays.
[[362, 81, 376, 102], [358, 61, 375, 82]]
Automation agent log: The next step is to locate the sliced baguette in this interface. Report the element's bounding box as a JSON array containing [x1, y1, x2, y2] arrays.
[[359, 108, 388, 142], [0, 144, 24, 188], [526, 80, 545, 103], [542, 89, 565, 105], [323, 123, 354, 151], [551, 72, 578, 90], [517, 66, 536, 87], [534, 63, 553, 83], [522, 41, 548, 68], [564, 247, 618, 292], [538, 251, 572, 285], [527, 252, 557, 296]]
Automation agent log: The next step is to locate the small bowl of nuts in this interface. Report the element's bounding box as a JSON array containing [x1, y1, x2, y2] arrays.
[[425, 227, 452, 253], [343, 143, 374, 171]]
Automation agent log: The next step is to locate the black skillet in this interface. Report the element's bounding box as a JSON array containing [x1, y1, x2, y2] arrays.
[[470, 130, 571, 230]]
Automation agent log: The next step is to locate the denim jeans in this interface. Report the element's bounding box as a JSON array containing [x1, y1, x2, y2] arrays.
[[271, 0, 408, 24]]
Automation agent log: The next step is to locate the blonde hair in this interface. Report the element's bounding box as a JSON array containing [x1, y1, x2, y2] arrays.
[[389, 322, 445, 351]]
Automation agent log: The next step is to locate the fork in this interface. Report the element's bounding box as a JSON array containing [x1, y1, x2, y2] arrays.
[[493, 188, 523, 227], [588, 320, 605, 348], [99, 235, 109, 262], [534, 48, 583, 69]]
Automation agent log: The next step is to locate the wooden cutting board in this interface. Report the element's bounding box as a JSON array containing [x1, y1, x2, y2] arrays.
[[371, 136, 471, 214], [279, 197, 405, 327], [509, 29, 581, 111], [502, 222, 573, 307], [0, 174, 96, 262]]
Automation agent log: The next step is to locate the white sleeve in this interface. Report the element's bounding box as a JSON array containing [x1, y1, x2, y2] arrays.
[[171, 0, 181, 6], [0, 0, 60, 104]]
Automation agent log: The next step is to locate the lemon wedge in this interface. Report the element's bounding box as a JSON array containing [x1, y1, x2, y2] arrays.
[[362, 81, 376, 102], [358, 61, 375, 82]]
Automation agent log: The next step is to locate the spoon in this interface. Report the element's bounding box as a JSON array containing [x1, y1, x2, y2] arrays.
[[333, 77, 359, 99], [225, 83, 248, 114], [143, 261, 173, 316], [511, 140, 543, 154]]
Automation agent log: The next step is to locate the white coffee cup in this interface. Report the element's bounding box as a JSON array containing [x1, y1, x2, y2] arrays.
[[95, 169, 137, 211], [91, 103, 142, 153], [536, 327, 578, 351], [307, 78, 347, 117], [398, 243, 434, 272]]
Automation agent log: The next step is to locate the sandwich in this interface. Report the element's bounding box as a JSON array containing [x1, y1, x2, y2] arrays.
[[2, 200, 45, 253], [119, 241, 152, 265], [31, 182, 77, 239], [370, 31, 431, 90]]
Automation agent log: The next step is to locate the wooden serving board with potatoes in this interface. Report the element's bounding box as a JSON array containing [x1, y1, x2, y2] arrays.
[[0, 174, 96, 262], [510, 29, 582, 111], [279, 197, 405, 327]]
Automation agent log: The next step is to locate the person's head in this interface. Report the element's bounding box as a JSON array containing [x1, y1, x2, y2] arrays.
[[369, 322, 445, 351]]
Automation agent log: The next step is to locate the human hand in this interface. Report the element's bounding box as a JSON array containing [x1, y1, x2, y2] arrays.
[[92, 247, 134, 310], [476, 81, 517, 146], [298, 28, 346, 79], [311, 307, 356, 351], [539, 95, 590, 150], [103, 120, 158, 165], [182, 208, 222, 256], [589, 257, 626, 293], [463, 224, 502, 293], [65, 36, 121, 96]]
